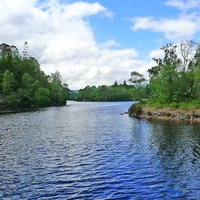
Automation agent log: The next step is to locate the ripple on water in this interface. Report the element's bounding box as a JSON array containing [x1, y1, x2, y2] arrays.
[[0, 102, 200, 199]]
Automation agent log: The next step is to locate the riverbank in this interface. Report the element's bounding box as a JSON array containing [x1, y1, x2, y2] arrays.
[[128, 104, 200, 122], [0, 103, 68, 114], [0, 106, 44, 114]]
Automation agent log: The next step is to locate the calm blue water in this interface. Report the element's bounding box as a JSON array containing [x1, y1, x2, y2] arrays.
[[0, 101, 200, 199]]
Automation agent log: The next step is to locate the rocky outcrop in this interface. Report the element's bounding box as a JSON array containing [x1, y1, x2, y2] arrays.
[[129, 104, 200, 122], [139, 107, 200, 122]]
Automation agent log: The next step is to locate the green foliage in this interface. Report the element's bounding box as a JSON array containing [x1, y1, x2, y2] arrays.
[[35, 87, 51, 106], [141, 100, 163, 109], [74, 84, 137, 101], [168, 102, 179, 109], [2, 70, 16, 95], [129, 71, 146, 87], [147, 41, 200, 107], [0, 43, 69, 107], [129, 71, 146, 100], [50, 78, 66, 105], [128, 103, 142, 117]]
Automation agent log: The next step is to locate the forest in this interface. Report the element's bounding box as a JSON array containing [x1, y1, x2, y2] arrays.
[[0, 42, 70, 107]]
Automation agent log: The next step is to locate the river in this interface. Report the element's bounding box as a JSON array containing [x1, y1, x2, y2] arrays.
[[0, 101, 200, 199]]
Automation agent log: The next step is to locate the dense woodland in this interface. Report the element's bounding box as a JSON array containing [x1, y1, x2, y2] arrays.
[[0, 42, 70, 107]]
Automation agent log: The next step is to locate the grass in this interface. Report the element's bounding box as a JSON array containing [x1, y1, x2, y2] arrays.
[[142, 99, 200, 110]]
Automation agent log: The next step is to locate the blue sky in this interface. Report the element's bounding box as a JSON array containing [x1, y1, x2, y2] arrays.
[[90, 0, 168, 49], [89, 0, 200, 56], [0, 0, 200, 89]]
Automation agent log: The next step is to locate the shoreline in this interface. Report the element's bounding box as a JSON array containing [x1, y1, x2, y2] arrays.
[[129, 104, 200, 123], [0, 106, 45, 114]]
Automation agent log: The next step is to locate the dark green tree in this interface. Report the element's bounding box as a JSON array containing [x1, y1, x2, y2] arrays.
[[0, 43, 69, 107]]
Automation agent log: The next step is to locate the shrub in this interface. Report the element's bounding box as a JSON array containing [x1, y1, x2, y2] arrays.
[[128, 103, 142, 117]]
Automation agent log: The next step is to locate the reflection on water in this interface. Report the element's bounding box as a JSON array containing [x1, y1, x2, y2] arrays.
[[149, 121, 200, 197], [0, 101, 200, 199]]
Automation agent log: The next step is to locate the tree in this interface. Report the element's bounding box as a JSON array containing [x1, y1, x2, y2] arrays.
[[50, 71, 62, 83], [148, 44, 182, 103], [17, 73, 36, 106], [2, 70, 17, 106], [2, 70, 16, 95], [113, 80, 118, 86], [129, 71, 146, 100], [148, 41, 200, 105], [129, 71, 146, 88], [74, 83, 136, 101], [50, 72, 66, 105], [35, 87, 51, 106], [193, 47, 200, 98], [180, 40, 198, 71], [23, 41, 29, 59], [0, 42, 69, 107], [123, 80, 127, 85]]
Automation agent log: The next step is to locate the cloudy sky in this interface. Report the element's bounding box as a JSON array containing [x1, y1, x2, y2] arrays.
[[1, 0, 200, 89]]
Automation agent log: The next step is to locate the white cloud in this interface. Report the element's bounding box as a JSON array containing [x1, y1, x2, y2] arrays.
[[1, 0, 149, 89], [2, 0, 200, 90], [99, 39, 121, 49], [149, 49, 165, 60], [131, 14, 199, 41], [50, 47, 141, 88], [131, 0, 200, 42], [164, 0, 200, 11]]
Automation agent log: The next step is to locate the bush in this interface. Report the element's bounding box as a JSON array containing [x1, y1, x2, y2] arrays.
[[128, 103, 142, 117]]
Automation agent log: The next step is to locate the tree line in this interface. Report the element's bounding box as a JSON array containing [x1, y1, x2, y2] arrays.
[[2, 40, 200, 108], [0, 43, 69, 107], [75, 42, 200, 104], [73, 81, 146, 101]]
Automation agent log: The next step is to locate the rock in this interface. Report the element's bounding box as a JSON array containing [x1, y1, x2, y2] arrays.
[[128, 105, 200, 123]]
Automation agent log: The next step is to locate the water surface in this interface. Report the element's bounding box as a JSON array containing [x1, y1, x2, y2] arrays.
[[0, 101, 200, 199]]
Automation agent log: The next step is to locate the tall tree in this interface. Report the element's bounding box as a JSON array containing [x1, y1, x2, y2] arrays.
[[129, 71, 146, 100], [129, 71, 146, 88]]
